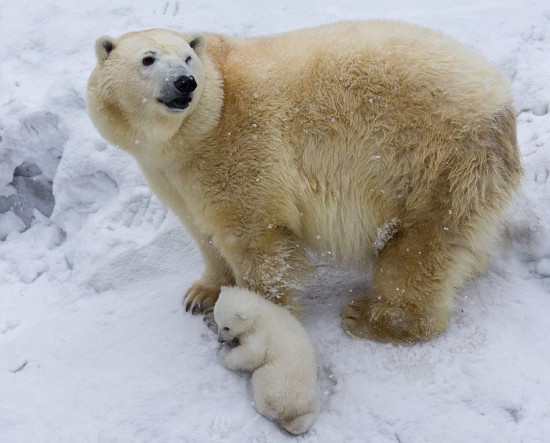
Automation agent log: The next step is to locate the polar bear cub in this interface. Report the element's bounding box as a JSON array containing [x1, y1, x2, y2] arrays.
[[214, 286, 318, 435]]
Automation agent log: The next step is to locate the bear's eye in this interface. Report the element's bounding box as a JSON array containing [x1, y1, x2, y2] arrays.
[[185, 56, 192, 64], [223, 327, 230, 331], [142, 56, 155, 66]]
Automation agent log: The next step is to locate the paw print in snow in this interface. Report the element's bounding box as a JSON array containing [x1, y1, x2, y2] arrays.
[[535, 257, 550, 278], [534, 167, 549, 184], [154, 1, 181, 16], [120, 191, 167, 231]]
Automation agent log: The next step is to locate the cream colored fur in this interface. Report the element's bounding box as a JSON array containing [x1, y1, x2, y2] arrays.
[[214, 287, 318, 435], [87, 21, 522, 343]]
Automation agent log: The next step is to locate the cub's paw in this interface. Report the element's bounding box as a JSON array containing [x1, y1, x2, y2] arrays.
[[217, 343, 233, 368], [183, 281, 221, 315]]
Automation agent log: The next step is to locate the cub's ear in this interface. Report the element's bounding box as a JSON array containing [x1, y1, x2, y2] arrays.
[[95, 36, 116, 64], [188, 34, 206, 56], [237, 310, 249, 321]]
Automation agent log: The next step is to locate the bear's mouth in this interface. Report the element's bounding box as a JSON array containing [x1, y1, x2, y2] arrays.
[[157, 96, 192, 111]]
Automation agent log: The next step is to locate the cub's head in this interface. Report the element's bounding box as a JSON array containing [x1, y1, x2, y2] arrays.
[[214, 287, 261, 345], [87, 29, 207, 147]]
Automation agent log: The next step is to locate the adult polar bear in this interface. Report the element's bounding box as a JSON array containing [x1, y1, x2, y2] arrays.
[[88, 21, 521, 343]]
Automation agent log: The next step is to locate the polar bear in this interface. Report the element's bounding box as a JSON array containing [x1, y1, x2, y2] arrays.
[[214, 286, 318, 435], [87, 21, 522, 343]]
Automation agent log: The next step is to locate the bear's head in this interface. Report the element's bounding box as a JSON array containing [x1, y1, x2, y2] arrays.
[[214, 287, 262, 345], [87, 29, 210, 149]]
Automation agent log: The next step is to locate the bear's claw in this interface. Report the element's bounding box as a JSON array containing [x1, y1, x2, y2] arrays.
[[183, 281, 221, 315], [202, 308, 218, 334]]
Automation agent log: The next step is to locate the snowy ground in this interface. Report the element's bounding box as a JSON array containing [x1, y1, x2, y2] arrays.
[[1, 0, 550, 442]]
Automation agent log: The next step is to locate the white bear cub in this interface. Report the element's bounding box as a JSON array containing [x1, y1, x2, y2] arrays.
[[214, 286, 318, 435]]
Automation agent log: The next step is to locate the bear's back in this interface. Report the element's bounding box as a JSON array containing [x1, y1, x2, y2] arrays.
[[207, 20, 511, 120]]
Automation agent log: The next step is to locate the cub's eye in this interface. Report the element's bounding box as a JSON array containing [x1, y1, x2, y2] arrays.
[[223, 327, 230, 331], [185, 56, 192, 64], [142, 56, 155, 66]]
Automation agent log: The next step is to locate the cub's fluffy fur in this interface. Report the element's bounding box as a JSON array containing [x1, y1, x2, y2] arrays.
[[88, 21, 522, 343], [214, 287, 318, 435]]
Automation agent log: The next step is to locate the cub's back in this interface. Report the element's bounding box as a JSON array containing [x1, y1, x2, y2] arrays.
[[260, 299, 316, 370]]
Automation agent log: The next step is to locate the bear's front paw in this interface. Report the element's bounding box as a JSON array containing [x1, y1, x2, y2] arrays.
[[183, 281, 221, 315]]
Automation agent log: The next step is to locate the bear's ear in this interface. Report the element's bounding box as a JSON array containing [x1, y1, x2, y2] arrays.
[[188, 34, 206, 57], [95, 36, 116, 64]]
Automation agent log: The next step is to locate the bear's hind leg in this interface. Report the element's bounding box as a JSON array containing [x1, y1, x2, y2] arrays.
[[342, 224, 464, 343]]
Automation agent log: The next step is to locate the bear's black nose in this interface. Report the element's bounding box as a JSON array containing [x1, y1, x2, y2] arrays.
[[174, 75, 197, 94]]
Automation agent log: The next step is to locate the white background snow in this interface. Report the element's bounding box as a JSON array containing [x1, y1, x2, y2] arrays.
[[1, 0, 550, 441]]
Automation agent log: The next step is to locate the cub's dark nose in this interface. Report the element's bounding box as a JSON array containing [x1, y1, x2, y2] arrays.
[[174, 75, 197, 94]]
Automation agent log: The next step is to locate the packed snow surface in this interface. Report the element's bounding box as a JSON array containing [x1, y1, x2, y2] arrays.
[[1, 0, 550, 442]]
